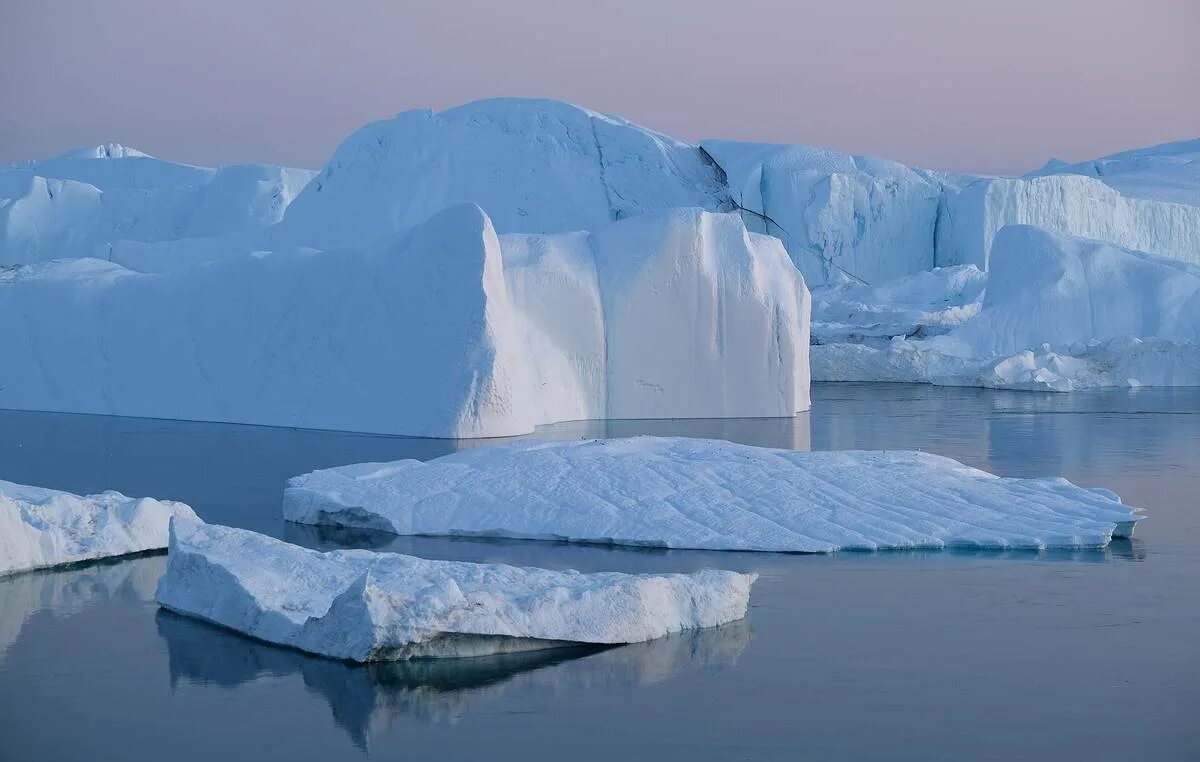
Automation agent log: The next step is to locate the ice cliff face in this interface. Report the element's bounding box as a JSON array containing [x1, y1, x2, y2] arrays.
[[0, 145, 315, 265], [0, 205, 810, 437]]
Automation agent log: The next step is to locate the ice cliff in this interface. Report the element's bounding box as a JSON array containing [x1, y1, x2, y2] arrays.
[[0, 204, 810, 437]]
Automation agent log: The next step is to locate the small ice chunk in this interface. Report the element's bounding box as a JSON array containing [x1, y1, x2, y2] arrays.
[[154, 519, 756, 662], [283, 437, 1144, 553], [0, 479, 197, 576]]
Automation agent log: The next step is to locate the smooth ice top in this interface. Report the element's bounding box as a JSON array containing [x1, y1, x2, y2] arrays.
[[284, 437, 1142, 553], [156, 519, 756, 662], [0, 479, 197, 576]]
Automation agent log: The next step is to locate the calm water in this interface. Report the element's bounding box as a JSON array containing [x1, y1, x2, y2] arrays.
[[1, 383, 1197, 761]]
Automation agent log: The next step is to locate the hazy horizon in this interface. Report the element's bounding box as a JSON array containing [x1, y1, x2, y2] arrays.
[[2, 0, 1197, 175]]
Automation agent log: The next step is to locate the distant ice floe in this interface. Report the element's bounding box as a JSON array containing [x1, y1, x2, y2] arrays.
[[0, 479, 196, 576], [284, 437, 1143, 553], [155, 519, 755, 662], [813, 225, 1200, 391]]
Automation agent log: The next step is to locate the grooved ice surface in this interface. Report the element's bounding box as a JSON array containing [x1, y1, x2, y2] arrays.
[[284, 437, 1142, 553], [155, 519, 756, 662], [0, 479, 197, 576]]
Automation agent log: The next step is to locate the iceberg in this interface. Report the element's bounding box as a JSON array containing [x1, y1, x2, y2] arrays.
[[0, 479, 196, 576], [283, 436, 1143, 552], [155, 519, 755, 662], [813, 225, 1200, 391], [1027, 137, 1200, 205], [278, 98, 731, 249], [0, 144, 315, 265], [0, 204, 810, 437], [700, 140, 943, 286], [936, 174, 1200, 271]]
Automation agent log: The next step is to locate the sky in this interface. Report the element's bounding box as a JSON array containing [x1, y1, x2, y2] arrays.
[[1, 0, 1197, 175]]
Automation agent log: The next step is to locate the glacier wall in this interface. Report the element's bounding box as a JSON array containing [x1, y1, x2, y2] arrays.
[[936, 174, 1200, 270], [0, 205, 811, 437]]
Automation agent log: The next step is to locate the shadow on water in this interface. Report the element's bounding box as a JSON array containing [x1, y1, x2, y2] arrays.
[[155, 609, 751, 750]]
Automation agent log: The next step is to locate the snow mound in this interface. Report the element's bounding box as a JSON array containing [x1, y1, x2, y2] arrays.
[[279, 98, 731, 248], [155, 519, 755, 662], [701, 140, 942, 286], [0, 147, 315, 265], [0, 479, 196, 576], [0, 204, 809, 437], [813, 225, 1200, 390], [283, 436, 1142, 553]]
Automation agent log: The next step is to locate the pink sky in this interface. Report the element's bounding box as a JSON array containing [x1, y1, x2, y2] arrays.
[[2, 0, 1197, 174]]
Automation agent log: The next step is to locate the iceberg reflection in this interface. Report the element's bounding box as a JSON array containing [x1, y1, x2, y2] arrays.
[[156, 610, 750, 749]]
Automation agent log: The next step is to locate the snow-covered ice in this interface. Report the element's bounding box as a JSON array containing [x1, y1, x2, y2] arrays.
[[278, 98, 731, 249], [701, 140, 943, 286], [283, 437, 1142, 553], [155, 519, 755, 662], [1027, 137, 1200, 205], [936, 174, 1200, 270], [813, 225, 1200, 391], [0, 479, 196, 576], [0, 204, 810, 437], [0, 144, 314, 265]]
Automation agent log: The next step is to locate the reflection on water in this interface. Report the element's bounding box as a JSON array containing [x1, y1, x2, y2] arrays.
[[157, 610, 749, 749], [0, 383, 1197, 761], [0, 554, 165, 662]]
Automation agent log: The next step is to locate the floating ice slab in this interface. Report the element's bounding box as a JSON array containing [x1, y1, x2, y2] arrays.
[[0, 479, 197, 576], [155, 519, 755, 662], [284, 437, 1143, 553]]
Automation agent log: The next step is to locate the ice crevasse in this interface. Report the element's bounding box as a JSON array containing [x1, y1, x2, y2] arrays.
[[0, 204, 811, 437]]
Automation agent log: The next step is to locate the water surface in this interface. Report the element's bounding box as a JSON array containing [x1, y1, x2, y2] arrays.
[[1, 384, 1197, 760]]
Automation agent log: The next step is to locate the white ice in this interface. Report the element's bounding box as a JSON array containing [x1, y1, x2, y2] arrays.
[[0, 204, 810, 437], [0, 479, 197, 576], [813, 225, 1200, 391], [0, 144, 315, 266], [283, 437, 1143, 553], [155, 519, 756, 662]]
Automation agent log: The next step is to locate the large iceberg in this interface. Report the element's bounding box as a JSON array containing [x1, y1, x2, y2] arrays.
[[155, 519, 755, 662], [812, 225, 1200, 390], [283, 436, 1143, 552], [1027, 137, 1200, 205], [700, 140, 943, 286], [936, 174, 1200, 271], [0, 144, 315, 265], [0, 204, 810, 437], [0, 479, 196, 576], [278, 98, 731, 249]]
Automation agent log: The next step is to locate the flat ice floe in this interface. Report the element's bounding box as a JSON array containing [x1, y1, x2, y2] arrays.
[[0, 479, 197, 576], [155, 519, 756, 662], [284, 437, 1142, 553]]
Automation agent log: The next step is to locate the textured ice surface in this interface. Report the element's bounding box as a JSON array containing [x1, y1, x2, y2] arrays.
[[155, 519, 755, 662], [0, 145, 315, 265], [700, 140, 942, 286], [813, 226, 1200, 390], [279, 98, 731, 248], [0, 204, 809, 437], [0, 479, 196, 576], [811, 265, 985, 345], [284, 437, 1142, 553], [1028, 138, 1200, 205], [937, 174, 1200, 270]]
